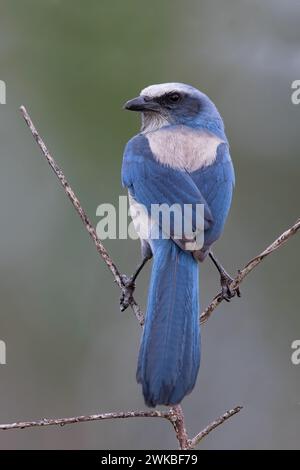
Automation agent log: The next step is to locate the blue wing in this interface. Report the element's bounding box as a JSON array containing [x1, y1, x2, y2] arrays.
[[122, 134, 214, 239], [190, 142, 235, 249]]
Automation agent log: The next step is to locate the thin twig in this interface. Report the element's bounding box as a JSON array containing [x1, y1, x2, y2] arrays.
[[19, 106, 144, 326], [0, 410, 170, 431], [188, 406, 243, 448], [200, 219, 300, 324]]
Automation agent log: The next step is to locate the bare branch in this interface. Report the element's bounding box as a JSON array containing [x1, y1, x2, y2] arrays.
[[188, 406, 243, 448], [19, 105, 144, 326], [0, 403, 242, 451], [200, 219, 300, 324], [168, 405, 190, 450], [0, 410, 170, 431]]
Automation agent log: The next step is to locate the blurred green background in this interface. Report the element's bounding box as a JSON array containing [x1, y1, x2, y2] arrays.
[[0, 0, 299, 450]]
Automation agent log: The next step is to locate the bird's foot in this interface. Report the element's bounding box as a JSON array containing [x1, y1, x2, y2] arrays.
[[119, 274, 136, 312], [220, 273, 241, 302]]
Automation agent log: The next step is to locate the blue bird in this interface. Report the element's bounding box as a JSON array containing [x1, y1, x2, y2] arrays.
[[121, 83, 239, 407]]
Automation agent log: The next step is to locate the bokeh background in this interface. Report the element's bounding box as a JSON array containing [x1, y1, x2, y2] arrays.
[[0, 0, 299, 450]]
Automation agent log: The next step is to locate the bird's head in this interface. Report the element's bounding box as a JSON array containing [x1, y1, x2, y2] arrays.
[[124, 82, 223, 133]]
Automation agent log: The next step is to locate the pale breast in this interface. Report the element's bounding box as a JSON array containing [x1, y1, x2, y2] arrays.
[[146, 125, 224, 171]]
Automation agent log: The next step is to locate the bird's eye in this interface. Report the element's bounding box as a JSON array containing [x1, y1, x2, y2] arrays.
[[168, 93, 181, 103]]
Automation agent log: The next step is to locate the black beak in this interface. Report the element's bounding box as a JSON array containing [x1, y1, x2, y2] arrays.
[[123, 96, 158, 112]]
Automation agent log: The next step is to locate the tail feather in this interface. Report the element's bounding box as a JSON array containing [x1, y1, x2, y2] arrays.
[[136, 239, 200, 407]]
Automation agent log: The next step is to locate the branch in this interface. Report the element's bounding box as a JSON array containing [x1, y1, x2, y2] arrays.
[[188, 406, 243, 448], [13, 106, 297, 449], [168, 405, 190, 450], [0, 404, 242, 450], [200, 219, 300, 324], [19, 106, 144, 327], [0, 410, 170, 431]]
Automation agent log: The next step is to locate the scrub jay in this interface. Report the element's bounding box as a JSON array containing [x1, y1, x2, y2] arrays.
[[121, 83, 239, 407]]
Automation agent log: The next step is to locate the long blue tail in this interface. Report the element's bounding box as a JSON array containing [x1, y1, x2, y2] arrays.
[[136, 240, 200, 407]]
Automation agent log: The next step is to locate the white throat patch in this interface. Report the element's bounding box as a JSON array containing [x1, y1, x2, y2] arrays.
[[141, 112, 169, 133]]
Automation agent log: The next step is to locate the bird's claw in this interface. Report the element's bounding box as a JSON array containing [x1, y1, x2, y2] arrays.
[[119, 274, 136, 312], [220, 274, 241, 302]]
